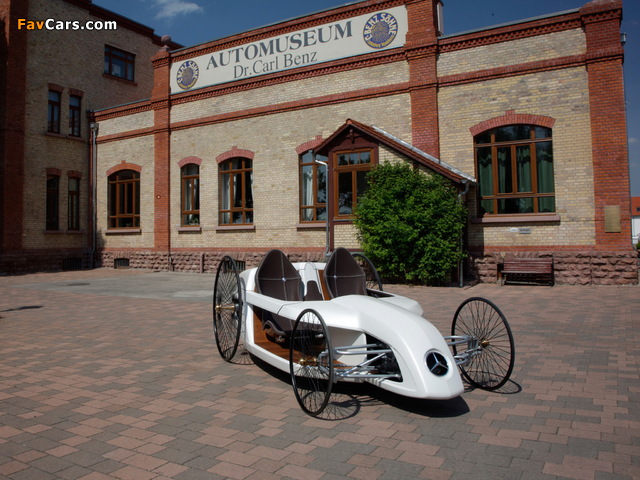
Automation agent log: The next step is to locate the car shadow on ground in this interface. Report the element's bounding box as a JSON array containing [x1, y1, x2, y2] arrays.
[[250, 354, 472, 421]]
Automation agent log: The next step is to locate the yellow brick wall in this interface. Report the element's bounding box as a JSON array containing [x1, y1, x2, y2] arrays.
[[99, 111, 154, 137], [438, 67, 595, 248], [437, 29, 586, 77], [379, 144, 409, 165], [168, 92, 412, 251], [171, 62, 410, 124], [334, 224, 360, 249]]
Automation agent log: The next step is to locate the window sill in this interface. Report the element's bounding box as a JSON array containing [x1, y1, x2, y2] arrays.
[[102, 73, 137, 86], [333, 218, 355, 224], [296, 223, 326, 230], [45, 132, 85, 142], [178, 226, 202, 233], [105, 228, 142, 234], [44, 229, 85, 234], [472, 214, 560, 224], [215, 225, 255, 232]]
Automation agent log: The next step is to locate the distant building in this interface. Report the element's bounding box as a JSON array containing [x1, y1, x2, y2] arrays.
[[0, 0, 179, 272]]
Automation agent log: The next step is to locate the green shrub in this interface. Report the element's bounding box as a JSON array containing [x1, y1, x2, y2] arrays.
[[353, 162, 467, 285]]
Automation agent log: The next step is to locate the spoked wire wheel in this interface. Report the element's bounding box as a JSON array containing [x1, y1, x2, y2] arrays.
[[289, 309, 334, 416], [352, 252, 383, 291], [451, 297, 515, 390], [213, 256, 243, 362]]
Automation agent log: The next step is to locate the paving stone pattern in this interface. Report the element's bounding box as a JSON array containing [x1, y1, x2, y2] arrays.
[[0, 270, 638, 480]]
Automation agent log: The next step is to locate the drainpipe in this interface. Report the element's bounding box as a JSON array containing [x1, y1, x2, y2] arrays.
[[89, 119, 99, 268], [458, 179, 470, 288]]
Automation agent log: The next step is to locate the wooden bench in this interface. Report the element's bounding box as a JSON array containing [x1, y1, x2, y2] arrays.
[[501, 258, 554, 286]]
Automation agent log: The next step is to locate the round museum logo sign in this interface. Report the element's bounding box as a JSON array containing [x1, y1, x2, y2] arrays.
[[363, 12, 398, 49], [176, 60, 199, 90]]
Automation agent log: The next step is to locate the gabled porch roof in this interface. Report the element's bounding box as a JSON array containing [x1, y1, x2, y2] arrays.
[[315, 119, 476, 186]]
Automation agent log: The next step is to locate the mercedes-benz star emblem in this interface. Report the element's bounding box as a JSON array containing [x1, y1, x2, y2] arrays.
[[426, 351, 449, 376]]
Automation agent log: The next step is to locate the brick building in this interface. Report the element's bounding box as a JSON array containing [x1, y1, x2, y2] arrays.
[[20, 0, 639, 284], [632, 197, 640, 245], [0, 0, 179, 272]]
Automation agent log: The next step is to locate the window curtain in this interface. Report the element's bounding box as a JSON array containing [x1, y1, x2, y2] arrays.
[[245, 170, 253, 209], [477, 147, 493, 214], [497, 147, 512, 194], [221, 173, 230, 210], [477, 148, 492, 197], [302, 165, 313, 207], [537, 141, 554, 212], [316, 164, 326, 204], [516, 146, 531, 193], [536, 142, 554, 193]]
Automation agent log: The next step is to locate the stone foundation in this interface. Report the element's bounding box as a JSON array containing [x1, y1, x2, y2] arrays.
[[0, 251, 91, 275], [470, 250, 639, 286], [2, 248, 636, 287], [96, 250, 326, 274]]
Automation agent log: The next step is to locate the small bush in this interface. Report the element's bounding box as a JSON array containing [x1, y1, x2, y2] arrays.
[[354, 162, 467, 285]]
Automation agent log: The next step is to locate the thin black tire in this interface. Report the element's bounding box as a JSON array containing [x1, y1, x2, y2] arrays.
[[451, 297, 515, 390], [289, 309, 334, 416], [352, 252, 383, 291], [213, 256, 243, 362]]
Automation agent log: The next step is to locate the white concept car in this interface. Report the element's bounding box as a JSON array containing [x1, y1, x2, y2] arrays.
[[213, 248, 515, 416]]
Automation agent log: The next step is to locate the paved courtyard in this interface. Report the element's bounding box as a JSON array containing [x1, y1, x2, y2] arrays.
[[0, 269, 638, 480]]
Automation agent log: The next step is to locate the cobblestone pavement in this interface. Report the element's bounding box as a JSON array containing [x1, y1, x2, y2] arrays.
[[0, 269, 638, 480]]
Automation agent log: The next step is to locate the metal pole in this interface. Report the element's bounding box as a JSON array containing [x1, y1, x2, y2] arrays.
[[89, 120, 99, 269], [458, 179, 470, 288]]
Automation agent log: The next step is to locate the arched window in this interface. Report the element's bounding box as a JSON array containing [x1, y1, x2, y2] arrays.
[[475, 125, 555, 216], [219, 157, 253, 225], [108, 169, 140, 228], [181, 164, 200, 226]]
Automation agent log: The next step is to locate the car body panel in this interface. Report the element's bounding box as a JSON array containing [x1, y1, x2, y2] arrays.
[[240, 262, 464, 400]]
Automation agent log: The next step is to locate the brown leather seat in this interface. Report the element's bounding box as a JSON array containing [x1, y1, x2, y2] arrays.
[[324, 248, 367, 298], [255, 250, 303, 339]]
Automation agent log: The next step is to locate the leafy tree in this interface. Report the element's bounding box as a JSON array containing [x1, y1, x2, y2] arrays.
[[354, 162, 467, 285]]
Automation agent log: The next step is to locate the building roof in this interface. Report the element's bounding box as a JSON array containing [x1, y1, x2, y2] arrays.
[[64, 0, 182, 48], [316, 119, 476, 186], [438, 8, 580, 40]]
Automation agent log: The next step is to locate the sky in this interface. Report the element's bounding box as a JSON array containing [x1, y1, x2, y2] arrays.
[[93, 0, 640, 197]]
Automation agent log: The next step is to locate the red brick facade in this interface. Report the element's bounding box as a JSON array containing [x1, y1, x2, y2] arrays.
[[582, 1, 630, 250], [405, 0, 440, 156], [0, 0, 28, 253], [151, 47, 172, 254]]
